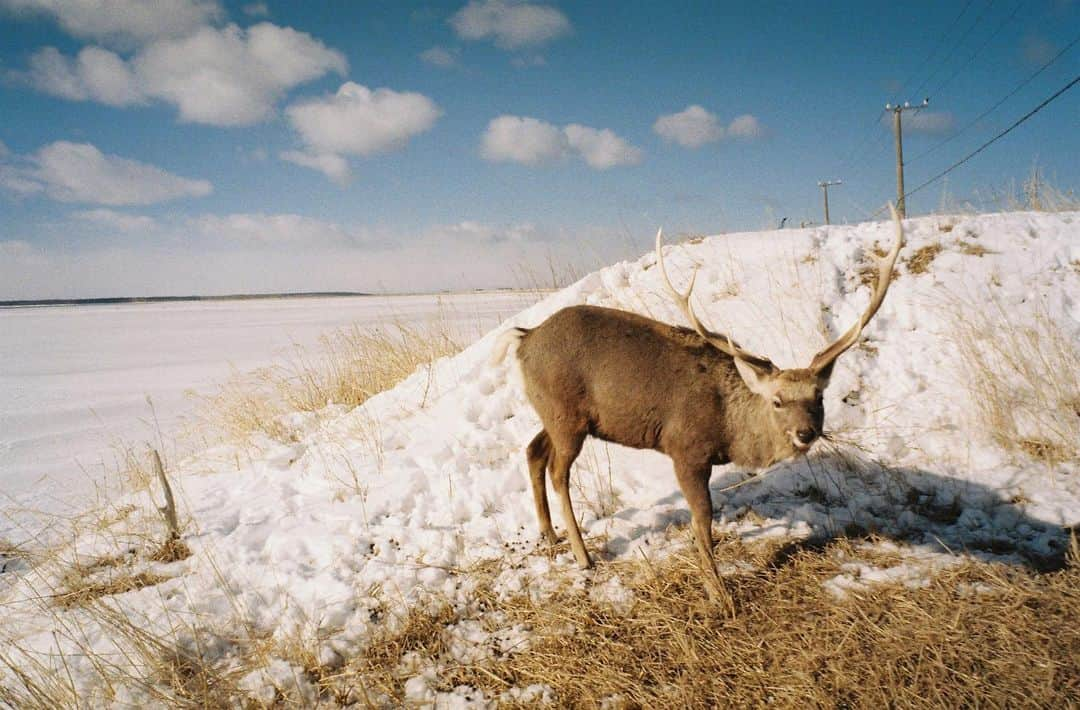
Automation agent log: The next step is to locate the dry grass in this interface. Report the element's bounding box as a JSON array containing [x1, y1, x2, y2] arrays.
[[52, 549, 181, 608], [55, 570, 171, 609], [194, 320, 463, 442], [322, 535, 1080, 708], [939, 165, 1080, 215], [278, 322, 461, 413], [905, 242, 944, 275], [951, 298, 1080, 464], [957, 239, 993, 257]]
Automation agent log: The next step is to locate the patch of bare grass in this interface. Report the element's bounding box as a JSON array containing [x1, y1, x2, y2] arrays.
[[324, 537, 1080, 707], [905, 242, 944, 274]]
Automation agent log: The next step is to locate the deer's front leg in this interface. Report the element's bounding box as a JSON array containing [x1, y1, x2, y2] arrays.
[[673, 458, 733, 615]]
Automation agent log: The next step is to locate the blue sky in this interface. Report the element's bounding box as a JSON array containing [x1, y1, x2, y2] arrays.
[[0, 0, 1077, 298]]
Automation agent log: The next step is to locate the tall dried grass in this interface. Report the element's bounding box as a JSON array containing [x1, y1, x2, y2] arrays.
[[951, 298, 1080, 464], [939, 165, 1080, 215], [193, 319, 464, 442]]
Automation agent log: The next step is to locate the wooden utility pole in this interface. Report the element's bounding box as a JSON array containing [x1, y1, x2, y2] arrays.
[[817, 180, 842, 225], [885, 99, 928, 218]]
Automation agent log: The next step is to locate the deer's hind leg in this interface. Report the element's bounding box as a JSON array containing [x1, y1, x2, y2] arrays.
[[526, 430, 558, 545], [548, 429, 591, 569]]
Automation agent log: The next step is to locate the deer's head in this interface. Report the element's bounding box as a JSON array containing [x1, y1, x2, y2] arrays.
[[657, 204, 904, 453]]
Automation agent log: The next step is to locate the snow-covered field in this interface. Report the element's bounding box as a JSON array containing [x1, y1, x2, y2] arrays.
[[1, 211, 1078, 706], [0, 292, 539, 523]]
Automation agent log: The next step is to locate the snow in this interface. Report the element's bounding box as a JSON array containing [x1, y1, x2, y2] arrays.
[[0, 292, 539, 516], [1, 211, 1078, 705]]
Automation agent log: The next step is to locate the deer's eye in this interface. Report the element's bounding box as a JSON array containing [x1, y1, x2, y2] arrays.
[[772, 397, 783, 409]]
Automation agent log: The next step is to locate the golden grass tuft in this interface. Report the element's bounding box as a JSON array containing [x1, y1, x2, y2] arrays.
[[56, 569, 170, 608], [148, 537, 192, 564], [321, 536, 1080, 707], [905, 242, 944, 275], [277, 322, 461, 413]]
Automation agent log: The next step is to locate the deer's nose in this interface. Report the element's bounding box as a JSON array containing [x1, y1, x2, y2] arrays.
[[796, 428, 816, 445]]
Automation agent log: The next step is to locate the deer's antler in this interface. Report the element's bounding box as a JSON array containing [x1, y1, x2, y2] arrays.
[[808, 202, 904, 374], [655, 229, 775, 372]]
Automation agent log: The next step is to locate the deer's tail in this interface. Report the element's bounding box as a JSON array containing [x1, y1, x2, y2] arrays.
[[489, 327, 529, 366]]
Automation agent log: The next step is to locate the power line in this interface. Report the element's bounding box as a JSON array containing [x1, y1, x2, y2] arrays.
[[911, 0, 997, 99], [908, 30, 1080, 164], [869, 72, 1080, 219], [894, 0, 977, 99], [833, 1, 980, 181], [924, 0, 1030, 100]]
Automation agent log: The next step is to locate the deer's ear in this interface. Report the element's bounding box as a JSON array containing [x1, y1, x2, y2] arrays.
[[733, 357, 777, 398]]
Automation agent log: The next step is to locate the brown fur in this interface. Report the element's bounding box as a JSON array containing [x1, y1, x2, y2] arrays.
[[511, 305, 827, 585]]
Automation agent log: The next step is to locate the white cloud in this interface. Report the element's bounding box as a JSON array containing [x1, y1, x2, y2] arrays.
[[481, 115, 566, 165], [879, 110, 953, 135], [1, 141, 212, 205], [654, 107, 766, 147], [0, 139, 8, 157], [0, 166, 44, 195], [481, 115, 641, 169], [0, 0, 223, 48], [134, 22, 347, 125], [192, 212, 355, 247], [653, 105, 723, 148], [16, 23, 346, 126], [420, 45, 459, 68], [727, 113, 764, 139], [450, 0, 571, 49], [902, 111, 955, 135], [431, 220, 537, 245], [73, 207, 159, 232], [510, 53, 546, 67], [1021, 33, 1056, 67], [563, 124, 642, 169], [0, 240, 38, 259], [0, 216, 638, 298], [242, 2, 269, 17], [282, 82, 440, 180], [280, 150, 350, 183], [23, 46, 144, 106]]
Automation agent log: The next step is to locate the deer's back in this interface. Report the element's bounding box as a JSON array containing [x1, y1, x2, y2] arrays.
[[517, 305, 735, 457]]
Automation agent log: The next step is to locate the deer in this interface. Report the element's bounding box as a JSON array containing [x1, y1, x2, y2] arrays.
[[491, 205, 904, 597]]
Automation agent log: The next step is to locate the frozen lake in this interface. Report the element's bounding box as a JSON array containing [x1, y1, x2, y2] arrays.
[[0, 292, 540, 515]]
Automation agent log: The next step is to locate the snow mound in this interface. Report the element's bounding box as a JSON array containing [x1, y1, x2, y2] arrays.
[[3, 210, 1079, 704]]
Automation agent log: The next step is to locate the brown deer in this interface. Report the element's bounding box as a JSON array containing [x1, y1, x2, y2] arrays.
[[491, 205, 904, 589]]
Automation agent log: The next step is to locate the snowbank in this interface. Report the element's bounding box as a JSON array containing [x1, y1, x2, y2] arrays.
[[2, 210, 1078, 704]]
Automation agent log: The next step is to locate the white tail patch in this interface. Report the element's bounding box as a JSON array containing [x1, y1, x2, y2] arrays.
[[489, 327, 527, 367]]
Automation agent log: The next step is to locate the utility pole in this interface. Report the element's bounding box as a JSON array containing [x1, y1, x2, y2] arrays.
[[817, 179, 842, 225], [885, 98, 929, 218]]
